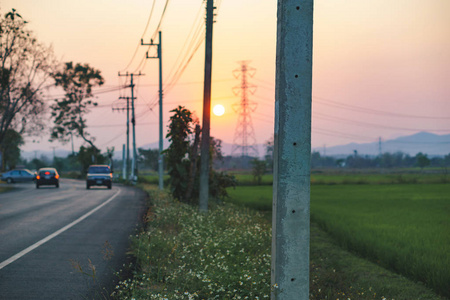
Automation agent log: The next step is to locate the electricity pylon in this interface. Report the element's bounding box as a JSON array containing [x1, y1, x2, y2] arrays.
[[232, 61, 258, 157]]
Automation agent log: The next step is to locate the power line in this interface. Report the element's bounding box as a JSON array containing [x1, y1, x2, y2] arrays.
[[135, 2, 222, 113], [163, 1, 214, 95], [313, 96, 450, 120], [90, 122, 157, 128], [99, 131, 126, 147], [41, 86, 127, 104], [120, 0, 157, 72], [164, 2, 205, 83], [314, 112, 450, 132], [313, 127, 374, 141], [141, 0, 157, 39], [386, 140, 450, 144], [150, 0, 171, 40], [141, 12, 207, 111], [253, 77, 275, 86]]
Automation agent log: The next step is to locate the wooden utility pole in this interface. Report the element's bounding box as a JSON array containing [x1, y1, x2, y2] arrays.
[[199, 0, 215, 212], [271, 1, 314, 299], [142, 31, 164, 190]]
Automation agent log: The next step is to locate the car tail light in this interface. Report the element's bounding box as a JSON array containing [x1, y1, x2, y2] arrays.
[[36, 175, 40, 180], [45, 171, 50, 175], [55, 174, 59, 179]]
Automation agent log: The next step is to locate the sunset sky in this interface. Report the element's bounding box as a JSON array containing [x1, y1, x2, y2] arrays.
[[2, 0, 450, 155]]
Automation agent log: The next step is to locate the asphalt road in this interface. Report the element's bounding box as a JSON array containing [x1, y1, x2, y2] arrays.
[[0, 179, 147, 299]]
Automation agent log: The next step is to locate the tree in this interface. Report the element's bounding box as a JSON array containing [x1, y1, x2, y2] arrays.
[[163, 106, 236, 204], [138, 148, 160, 171], [163, 106, 196, 203], [0, 9, 55, 148], [53, 156, 66, 173], [265, 135, 274, 172], [106, 146, 114, 172], [251, 158, 266, 185], [77, 145, 106, 174], [50, 62, 104, 149], [415, 152, 430, 171], [0, 129, 23, 170], [29, 157, 47, 170]]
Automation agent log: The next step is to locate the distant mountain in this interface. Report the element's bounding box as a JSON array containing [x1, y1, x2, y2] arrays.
[[314, 132, 450, 157], [21, 132, 449, 161]]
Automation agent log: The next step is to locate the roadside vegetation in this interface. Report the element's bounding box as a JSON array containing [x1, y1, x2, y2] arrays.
[[113, 169, 447, 300], [113, 184, 272, 299]]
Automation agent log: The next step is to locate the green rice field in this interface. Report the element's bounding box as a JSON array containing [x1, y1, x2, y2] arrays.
[[226, 182, 450, 298], [228, 171, 450, 186]]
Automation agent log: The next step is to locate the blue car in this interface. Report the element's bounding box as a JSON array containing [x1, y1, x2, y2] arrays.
[[86, 165, 112, 189], [1, 169, 36, 184]]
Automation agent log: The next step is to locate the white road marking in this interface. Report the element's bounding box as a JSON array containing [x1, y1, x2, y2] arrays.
[[0, 189, 122, 270]]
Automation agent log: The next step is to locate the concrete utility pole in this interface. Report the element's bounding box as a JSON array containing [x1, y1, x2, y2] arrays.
[[130, 73, 137, 181], [199, 0, 215, 212], [378, 137, 382, 156], [126, 97, 130, 179], [122, 144, 126, 180], [271, 1, 314, 299], [113, 96, 131, 180], [118, 72, 144, 182], [142, 31, 164, 190], [51, 147, 56, 162], [70, 132, 75, 155]]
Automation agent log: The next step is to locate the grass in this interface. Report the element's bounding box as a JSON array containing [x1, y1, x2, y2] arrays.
[[113, 182, 445, 299], [311, 172, 449, 185], [311, 184, 450, 298], [309, 222, 443, 300], [228, 173, 274, 186], [138, 168, 450, 187], [227, 185, 272, 211], [226, 183, 450, 298], [138, 174, 170, 185]]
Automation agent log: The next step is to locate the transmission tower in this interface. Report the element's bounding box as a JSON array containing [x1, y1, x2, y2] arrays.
[[232, 61, 258, 157]]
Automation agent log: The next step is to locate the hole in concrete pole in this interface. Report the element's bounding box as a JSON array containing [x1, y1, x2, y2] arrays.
[[292, 210, 296, 213], [296, 6, 300, 10], [295, 74, 298, 78], [293, 142, 297, 146], [291, 278, 295, 282]]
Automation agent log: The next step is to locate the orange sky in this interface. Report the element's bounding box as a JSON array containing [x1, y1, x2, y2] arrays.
[[2, 0, 450, 155]]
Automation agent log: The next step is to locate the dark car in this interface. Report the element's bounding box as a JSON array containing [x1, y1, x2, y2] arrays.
[[36, 168, 60, 188], [1, 169, 36, 183], [86, 165, 112, 189]]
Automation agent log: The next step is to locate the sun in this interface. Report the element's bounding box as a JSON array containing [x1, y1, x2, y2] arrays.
[[213, 104, 225, 116]]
